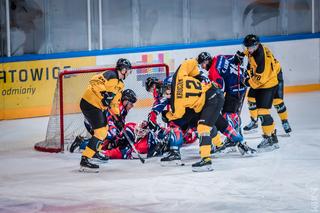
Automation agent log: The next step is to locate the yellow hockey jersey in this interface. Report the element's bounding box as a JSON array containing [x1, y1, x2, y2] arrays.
[[166, 76, 212, 121], [245, 45, 279, 89], [175, 58, 201, 79], [82, 70, 124, 115]]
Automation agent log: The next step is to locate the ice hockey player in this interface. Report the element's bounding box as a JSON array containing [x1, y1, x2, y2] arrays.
[[207, 53, 250, 153], [240, 34, 280, 151], [242, 38, 292, 135], [160, 52, 225, 172], [145, 76, 198, 166], [69, 89, 137, 153], [79, 58, 132, 172], [100, 120, 161, 159], [146, 54, 256, 167]]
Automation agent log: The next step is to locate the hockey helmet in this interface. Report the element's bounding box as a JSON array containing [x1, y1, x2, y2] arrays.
[[121, 89, 137, 103], [243, 34, 260, 47], [116, 58, 132, 71], [145, 77, 162, 92], [197, 52, 212, 71], [134, 120, 149, 139]]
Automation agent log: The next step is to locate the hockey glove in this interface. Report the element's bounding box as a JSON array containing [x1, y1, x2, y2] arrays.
[[148, 111, 161, 132], [195, 72, 210, 84], [101, 92, 115, 107], [114, 116, 125, 131], [234, 51, 245, 65], [116, 134, 128, 149]]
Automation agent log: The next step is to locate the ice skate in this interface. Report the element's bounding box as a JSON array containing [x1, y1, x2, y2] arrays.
[[243, 118, 258, 133], [160, 150, 183, 166], [257, 134, 279, 152], [91, 151, 109, 164], [192, 157, 213, 172], [79, 156, 99, 173], [69, 136, 83, 153], [211, 138, 237, 156], [237, 142, 257, 156], [148, 139, 169, 157]]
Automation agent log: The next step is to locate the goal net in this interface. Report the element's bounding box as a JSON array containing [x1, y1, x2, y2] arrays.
[[34, 63, 169, 153]]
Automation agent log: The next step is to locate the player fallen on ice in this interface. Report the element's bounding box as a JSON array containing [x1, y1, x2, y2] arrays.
[[70, 89, 137, 153], [101, 121, 165, 159], [71, 89, 169, 160]]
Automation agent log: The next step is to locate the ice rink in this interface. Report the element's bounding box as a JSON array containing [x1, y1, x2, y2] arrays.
[[0, 92, 320, 213]]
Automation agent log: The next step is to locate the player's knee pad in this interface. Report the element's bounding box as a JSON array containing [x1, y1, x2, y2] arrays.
[[258, 116, 274, 136], [199, 136, 212, 158], [273, 99, 287, 114], [82, 136, 101, 158], [93, 126, 108, 141], [247, 97, 257, 110], [257, 109, 273, 126]]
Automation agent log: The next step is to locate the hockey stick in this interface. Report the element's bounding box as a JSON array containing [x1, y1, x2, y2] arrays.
[[236, 64, 247, 134], [122, 128, 145, 164], [108, 108, 145, 164]]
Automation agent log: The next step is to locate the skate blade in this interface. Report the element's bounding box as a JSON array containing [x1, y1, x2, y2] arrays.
[[237, 147, 257, 157], [212, 147, 237, 157], [131, 153, 148, 159], [240, 150, 257, 157], [192, 165, 214, 172], [90, 159, 109, 164], [279, 133, 290, 137], [243, 129, 258, 134], [257, 144, 280, 153], [160, 160, 184, 167], [224, 147, 237, 153], [79, 166, 99, 173]]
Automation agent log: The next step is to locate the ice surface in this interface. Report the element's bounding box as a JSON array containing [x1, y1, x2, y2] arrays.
[[0, 92, 320, 213]]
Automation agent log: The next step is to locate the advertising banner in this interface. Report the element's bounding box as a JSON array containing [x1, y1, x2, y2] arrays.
[[0, 57, 96, 119]]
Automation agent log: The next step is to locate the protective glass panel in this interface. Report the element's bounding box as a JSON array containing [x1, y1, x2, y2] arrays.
[[287, 0, 312, 34], [0, 0, 6, 57], [238, 0, 282, 37], [317, 0, 320, 33], [138, 0, 183, 46], [190, 0, 234, 42], [102, 0, 133, 48], [47, 0, 88, 53], [9, 0, 45, 56]]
